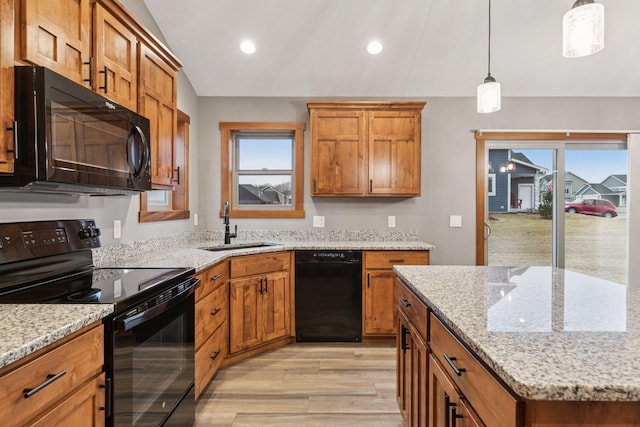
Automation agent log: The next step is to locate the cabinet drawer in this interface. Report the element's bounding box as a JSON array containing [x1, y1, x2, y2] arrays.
[[430, 314, 521, 427], [196, 261, 229, 301], [195, 283, 228, 350], [0, 325, 104, 427], [195, 323, 228, 399], [364, 251, 429, 269], [396, 279, 428, 340], [230, 252, 290, 278]]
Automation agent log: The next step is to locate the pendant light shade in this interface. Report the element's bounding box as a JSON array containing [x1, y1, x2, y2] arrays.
[[477, 0, 500, 113], [477, 75, 501, 113], [563, 0, 604, 58]]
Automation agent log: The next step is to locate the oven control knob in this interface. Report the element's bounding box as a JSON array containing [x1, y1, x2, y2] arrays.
[[78, 229, 91, 239], [90, 228, 101, 238]]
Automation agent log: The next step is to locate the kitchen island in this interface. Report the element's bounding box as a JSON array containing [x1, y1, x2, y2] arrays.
[[394, 265, 640, 426]]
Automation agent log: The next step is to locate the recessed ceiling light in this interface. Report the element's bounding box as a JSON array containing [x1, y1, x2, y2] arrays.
[[240, 40, 256, 54], [367, 40, 383, 55]]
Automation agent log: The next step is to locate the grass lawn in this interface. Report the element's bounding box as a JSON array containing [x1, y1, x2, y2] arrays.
[[488, 212, 627, 284]]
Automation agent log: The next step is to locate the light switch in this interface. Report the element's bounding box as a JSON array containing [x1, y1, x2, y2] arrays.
[[193, 213, 198, 227], [313, 216, 325, 228], [388, 216, 396, 228], [449, 215, 462, 228]]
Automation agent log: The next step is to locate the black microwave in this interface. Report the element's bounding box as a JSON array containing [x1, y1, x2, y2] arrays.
[[2, 66, 151, 195]]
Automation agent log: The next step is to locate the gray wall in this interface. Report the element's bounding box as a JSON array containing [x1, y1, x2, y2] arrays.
[[198, 96, 640, 265]]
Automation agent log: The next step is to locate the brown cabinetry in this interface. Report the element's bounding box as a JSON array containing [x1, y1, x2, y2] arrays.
[[194, 261, 229, 399], [308, 101, 425, 197], [396, 279, 429, 427], [363, 251, 429, 338], [0, 323, 106, 427], [429, 313, 521, 427], [0, 0, 14, 173], [229, 252, 291, 354], [138, 42, 177, 188], [93, 2, 137, 110]]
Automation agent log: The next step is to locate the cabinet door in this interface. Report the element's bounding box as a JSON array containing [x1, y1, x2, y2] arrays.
[[364, 270, 396, 335], [429, 354, 464, 427], [396, 311, 412, 423], [31, 373, 106, 427], [310, 109, 366, 196], [411, 327, 428, 427], [261, 271, 290, 342], [229, 277, 261, 353], [138, 43, 177, 188], [20, 0, 91, 85], [0, 0, 14, 172], [93, 3, 137, 110], [368, 110, 421, 196]]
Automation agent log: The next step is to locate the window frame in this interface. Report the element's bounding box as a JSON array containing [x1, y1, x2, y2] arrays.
[[220, 122, 305, 218], [488, 173, 496, 196]]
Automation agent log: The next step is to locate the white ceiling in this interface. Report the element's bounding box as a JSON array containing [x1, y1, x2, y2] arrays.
[[142, 0, 640, 98]]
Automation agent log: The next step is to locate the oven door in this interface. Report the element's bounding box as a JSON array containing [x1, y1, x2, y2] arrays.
[[108, 285, 195, 427]]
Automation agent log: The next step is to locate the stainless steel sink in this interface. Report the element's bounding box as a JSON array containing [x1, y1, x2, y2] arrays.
[[199, 242, 281, 252]]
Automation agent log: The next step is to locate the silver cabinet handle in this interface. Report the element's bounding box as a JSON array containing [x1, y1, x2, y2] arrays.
[[23, 370, 66, 398]]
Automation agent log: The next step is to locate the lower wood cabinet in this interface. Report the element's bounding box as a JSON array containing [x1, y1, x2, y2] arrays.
[[0, 323, 106, 427], [194, 261, 229, 399], [363, 250, 429, 338], [229, 253, 291, 354]]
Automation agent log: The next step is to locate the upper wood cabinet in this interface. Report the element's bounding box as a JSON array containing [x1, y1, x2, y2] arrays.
[[308, 101, 425, 197], [138, 42, 177, 189], [18, 0, 92, 85], [93, 2, 137, 110], [0, 0, 14, 173]]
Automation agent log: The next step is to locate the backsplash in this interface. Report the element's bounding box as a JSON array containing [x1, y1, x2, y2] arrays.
[[91, 229, 419, 267]]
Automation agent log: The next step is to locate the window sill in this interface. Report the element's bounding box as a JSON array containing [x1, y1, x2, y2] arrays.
[[139, 210, 190, 223], [224, 209, 305, 219]]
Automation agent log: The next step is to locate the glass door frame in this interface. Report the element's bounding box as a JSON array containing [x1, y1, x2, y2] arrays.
[[475, 131, 628, 266]]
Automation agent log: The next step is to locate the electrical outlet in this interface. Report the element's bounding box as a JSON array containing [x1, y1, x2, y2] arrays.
[[449, 215, 462, 228], [388, 216, 396, 228], [313, 216, 325, 228], [193, 213, 198, 227], [113, 220, 122, 239]]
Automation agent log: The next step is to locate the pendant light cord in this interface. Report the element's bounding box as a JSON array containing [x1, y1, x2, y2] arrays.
[[488, 0, 492, 76]]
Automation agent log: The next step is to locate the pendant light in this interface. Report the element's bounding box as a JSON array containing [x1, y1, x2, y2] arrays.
[[563, 0, 604, 58], [477, 0, 501, 114]]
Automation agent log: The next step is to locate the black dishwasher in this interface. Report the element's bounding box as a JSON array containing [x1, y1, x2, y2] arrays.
[[295, 250, 362, 342]]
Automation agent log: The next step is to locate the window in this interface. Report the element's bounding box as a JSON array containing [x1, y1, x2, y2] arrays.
[[488, 173, 496, 196], [220, 122, 305, 218], [139, 110, 190, 222]]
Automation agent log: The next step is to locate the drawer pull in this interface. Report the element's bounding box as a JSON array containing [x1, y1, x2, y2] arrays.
[[210, 308, 221, 316], [388, 259, 405, 263], [210, 274, 222, 281], [211, 350, 221, 361], [400, 298, 411, 308], [23, 370, 67, 398], [443, 354, 466, 376], [401, 325, 411, 353]]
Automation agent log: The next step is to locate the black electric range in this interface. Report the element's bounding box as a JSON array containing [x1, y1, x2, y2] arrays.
[[0, 219, 198, 426]]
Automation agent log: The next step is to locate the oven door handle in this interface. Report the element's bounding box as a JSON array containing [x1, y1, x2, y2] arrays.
[[115, 278, 198, 332]]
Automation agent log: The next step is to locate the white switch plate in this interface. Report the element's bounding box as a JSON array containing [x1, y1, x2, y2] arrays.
[[113, 220, 122, 239], [388, 216, 396, 228], [313, 215, 325, 228], [449, 215, 462, 228], [193, 213, 198, 227]]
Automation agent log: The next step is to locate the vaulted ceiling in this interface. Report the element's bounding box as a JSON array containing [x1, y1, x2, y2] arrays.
[[142, 0, 640, 98]]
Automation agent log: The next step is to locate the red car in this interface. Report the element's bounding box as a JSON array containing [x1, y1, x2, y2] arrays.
[[564, 199, 618, 218]]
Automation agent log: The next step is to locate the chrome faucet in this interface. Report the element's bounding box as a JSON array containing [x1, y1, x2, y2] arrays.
[[223, 201, 237, 244]]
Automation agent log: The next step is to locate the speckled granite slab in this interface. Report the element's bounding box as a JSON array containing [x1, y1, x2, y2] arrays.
[[394, 265, 640, 401], [0, 304, 114, 370]]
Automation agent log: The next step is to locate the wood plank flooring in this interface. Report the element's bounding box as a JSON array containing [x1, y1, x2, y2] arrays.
[[195, 343, 403, 427]]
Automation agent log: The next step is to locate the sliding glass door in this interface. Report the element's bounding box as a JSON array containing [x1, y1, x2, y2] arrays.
[[483, 138, 628, 285]]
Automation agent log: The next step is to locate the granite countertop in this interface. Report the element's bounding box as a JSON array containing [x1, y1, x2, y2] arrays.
[[97, 239, 434, 272], [0, 304, 114, 370], [394, 265, 640, 402]]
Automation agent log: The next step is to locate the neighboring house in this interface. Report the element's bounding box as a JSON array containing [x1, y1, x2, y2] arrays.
[[539, 171, 589, 203], [488, 150, 548, 213], [238, 184, 290, 205], [601, 174, 627, 206], [573, 183, 626, 207]]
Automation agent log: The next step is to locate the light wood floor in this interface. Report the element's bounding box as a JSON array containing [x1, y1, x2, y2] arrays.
[[195, 343, 403, 427]]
